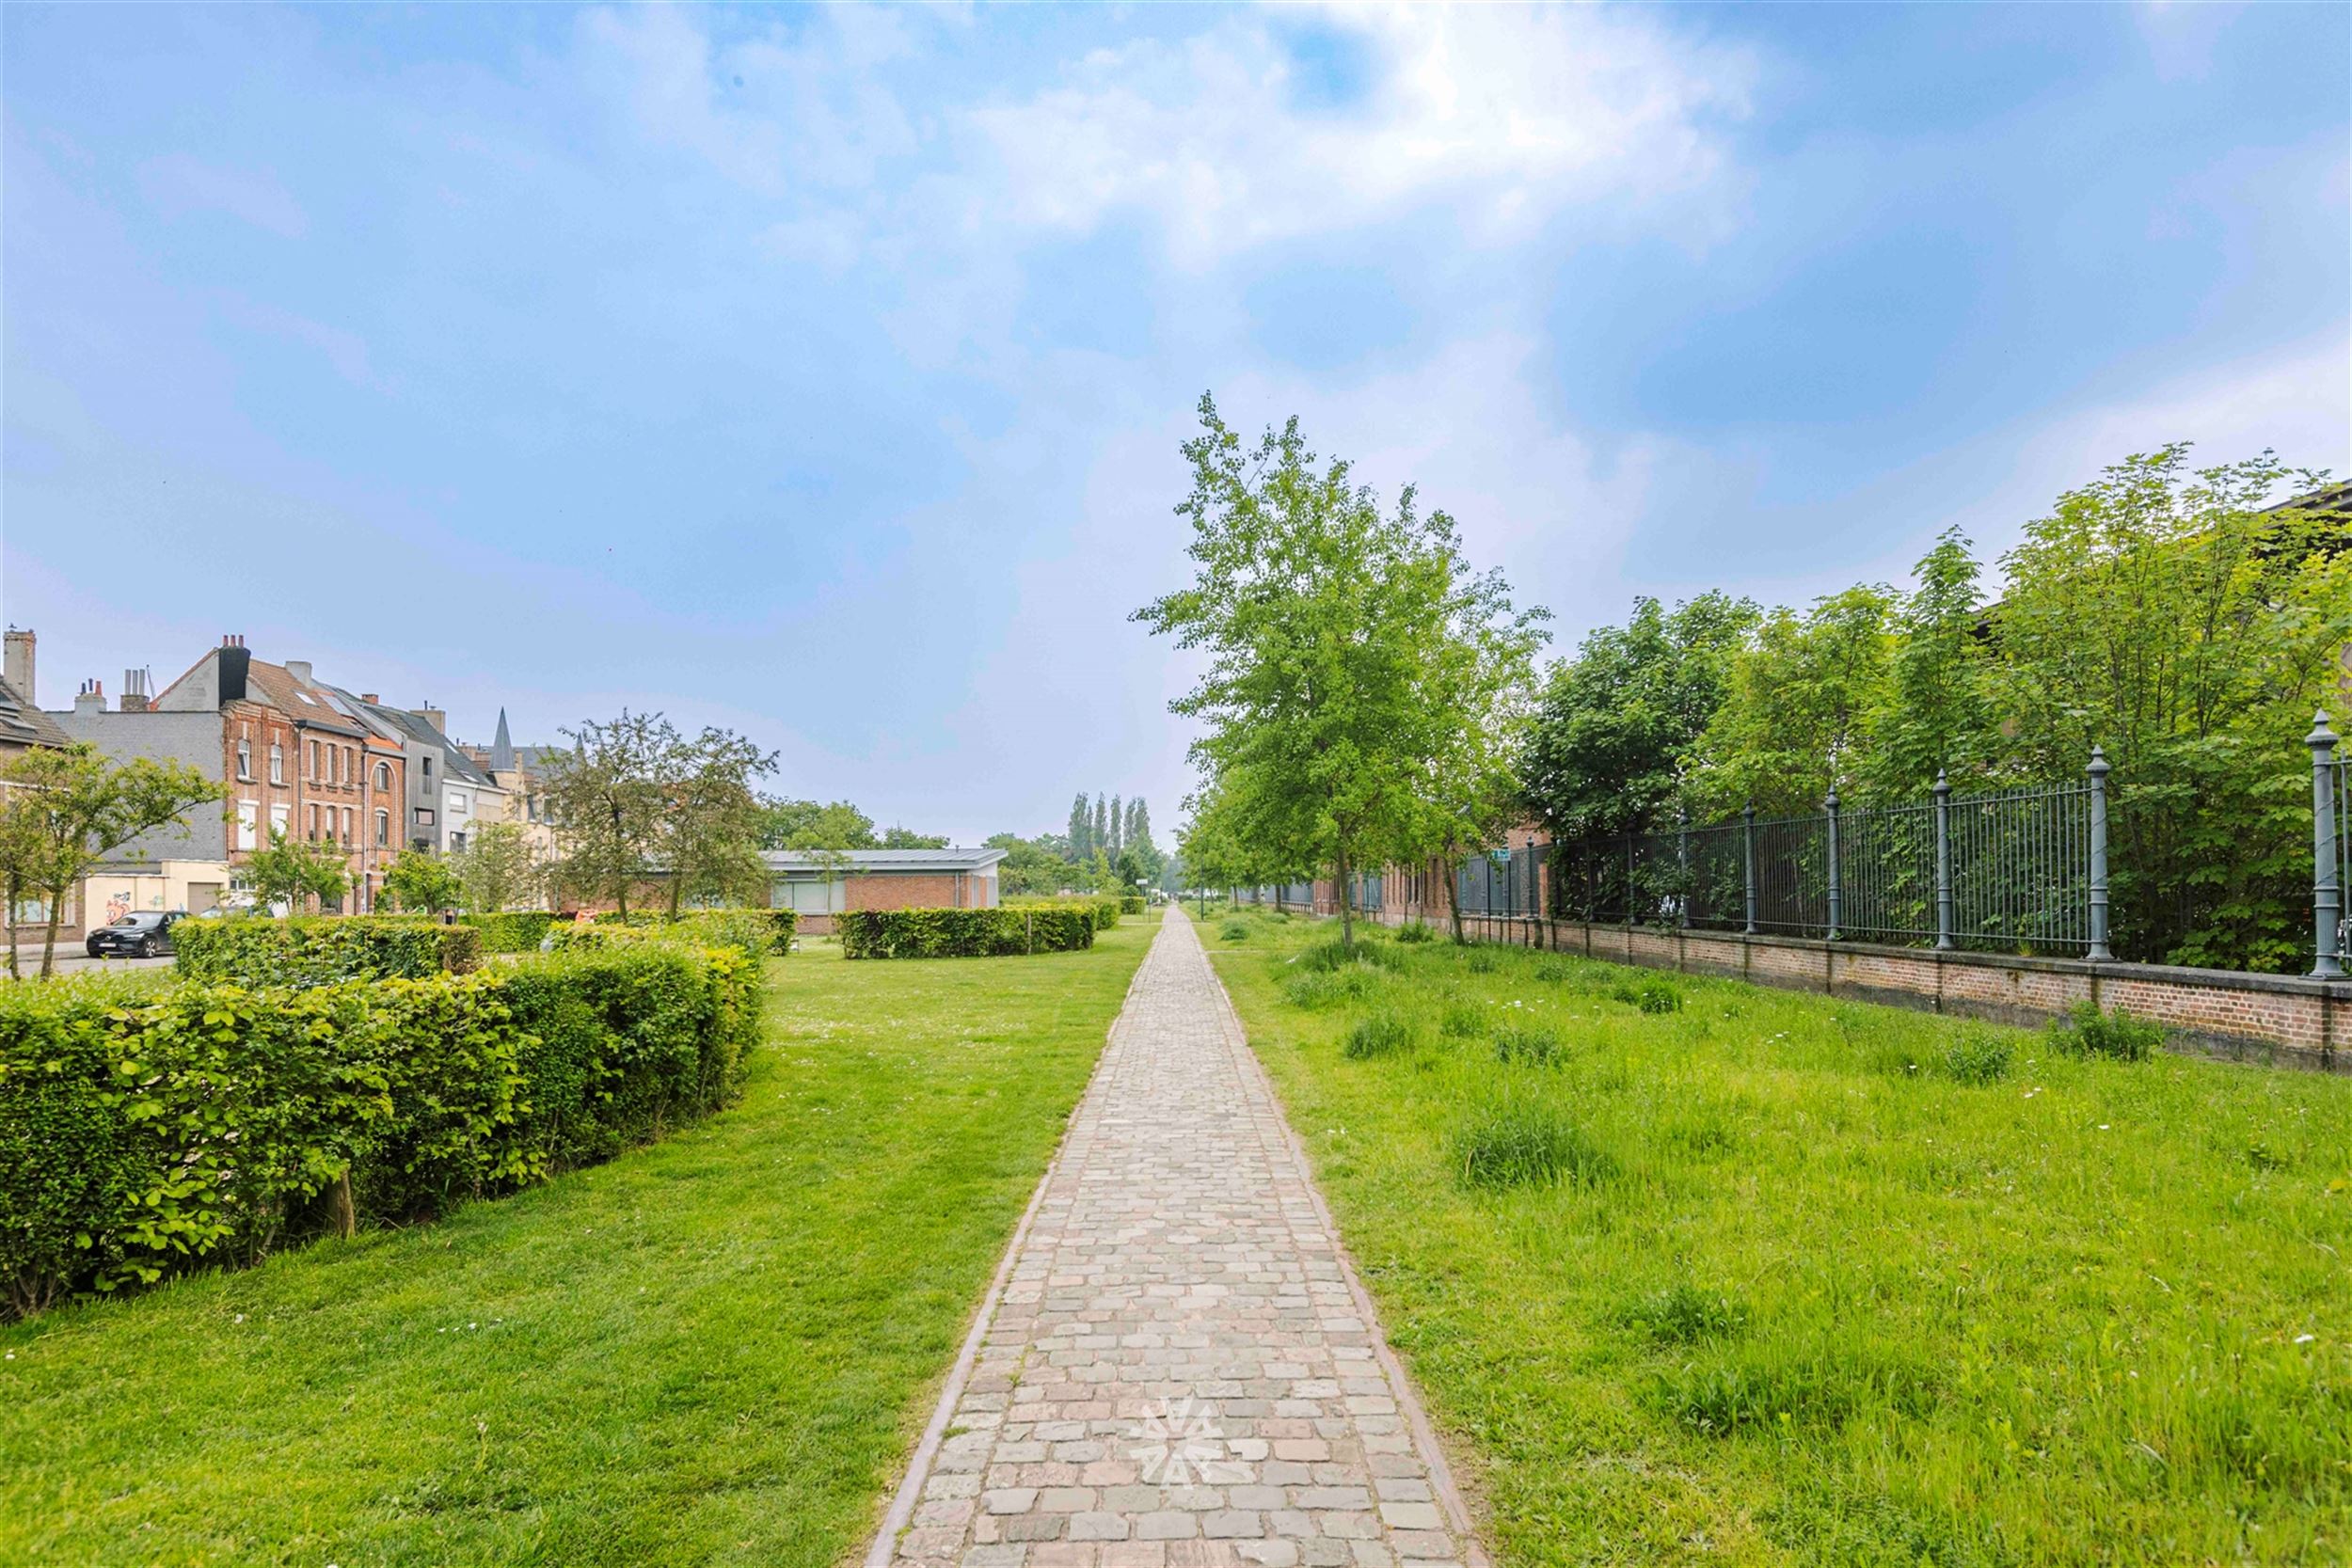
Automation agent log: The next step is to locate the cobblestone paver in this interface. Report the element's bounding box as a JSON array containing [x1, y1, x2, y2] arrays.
[[875, 911, 1474, 1568]]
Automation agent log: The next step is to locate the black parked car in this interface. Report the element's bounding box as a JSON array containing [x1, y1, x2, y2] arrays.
[[85, 910, 184, 958]]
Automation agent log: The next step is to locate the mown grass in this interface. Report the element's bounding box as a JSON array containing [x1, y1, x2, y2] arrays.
[[1210, 909, 2352, 1566], [0, 923, 1153, 1567]]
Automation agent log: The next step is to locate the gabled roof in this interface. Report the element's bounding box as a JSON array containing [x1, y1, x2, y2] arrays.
[[243, 659, 369, 739], [0, 675, 71, 750], [762, 847, 1007, 874], [329, 688, 500, 789]]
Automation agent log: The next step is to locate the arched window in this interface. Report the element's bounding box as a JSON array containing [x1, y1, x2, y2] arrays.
[[374, 761, 390, 791]]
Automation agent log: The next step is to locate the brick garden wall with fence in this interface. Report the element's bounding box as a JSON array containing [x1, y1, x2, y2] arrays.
[[1228, 714, 2352, 1070]]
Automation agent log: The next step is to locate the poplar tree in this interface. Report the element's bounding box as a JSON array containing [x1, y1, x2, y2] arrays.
[[1067, 792, 1091, 861]]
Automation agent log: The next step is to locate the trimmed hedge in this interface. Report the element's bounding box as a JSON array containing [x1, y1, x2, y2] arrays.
[[463, 911, 557, 954], [173, 916, 481, 984], [836, 906, 1095, 959], [0, 942, 761, 1319], [556, 910, 795, 954], [1008, 896, 1123, 932]]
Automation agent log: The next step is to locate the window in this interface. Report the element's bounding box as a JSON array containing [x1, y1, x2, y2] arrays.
[[235, 738, 252, 781], [268, 744, 283, 784], [307, 740, 318, 779], [374, 761, 390, 791], [269, 801, 290, 842], [236, 800, 259, 851], [374, 809, 389, 847], [421, 755, 434, 784], [308, 804, 319, 840], [342, 807, 353, 843]]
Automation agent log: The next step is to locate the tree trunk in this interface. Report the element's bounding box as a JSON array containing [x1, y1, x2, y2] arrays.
[[1443, 853, 1466, 945], [39, 882, 67, 977], [5, 877, 19, 981], [1335, 841, 1355, 946], [331, 1170, 357, 1239]]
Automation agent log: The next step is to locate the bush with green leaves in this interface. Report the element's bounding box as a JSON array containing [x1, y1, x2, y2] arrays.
[[172, 916, 481, 985], [1940, 1029, 2015, 1085], [1393, 921, 1435, 943], [1295, 939, 1404, 974], [1613, 980, 1682, 1014], [0, 940, 760, 1319], [835, 906, 1094, 959], [1006, 896, 1122, 932], [2048, 1001, 2164, 1061], [1218, 919, 1252, 942]]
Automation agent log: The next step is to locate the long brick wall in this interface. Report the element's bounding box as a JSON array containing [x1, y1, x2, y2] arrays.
[[1370, 903, 2348, 1073]]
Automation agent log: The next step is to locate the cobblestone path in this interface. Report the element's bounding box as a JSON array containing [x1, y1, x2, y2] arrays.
[[870, 910, 1476, 1568]]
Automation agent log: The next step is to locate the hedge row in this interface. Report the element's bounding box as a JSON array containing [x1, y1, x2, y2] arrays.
[[544, 910, 791, 957], [581, 909, 799, 953], [462, 911, 557, 954], [173, 916, 481, 984], [0, 941, 762, 1319], [836, 906, 1096, 959], [1007, 896, 1124, 932]]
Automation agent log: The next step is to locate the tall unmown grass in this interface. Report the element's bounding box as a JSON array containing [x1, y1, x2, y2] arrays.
[[1205, 909, 2352, 1567]]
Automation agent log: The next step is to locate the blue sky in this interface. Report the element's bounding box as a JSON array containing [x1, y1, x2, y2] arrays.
[[4, 3, 2345, 844]]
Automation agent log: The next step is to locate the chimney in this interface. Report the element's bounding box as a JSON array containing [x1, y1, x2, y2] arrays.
[[360, 693, 379, 705], [119, 667, 152, 713], [74, 678, 105, 716], [411, 704, 447, 735], [285, 659, 313, 686], [217, 639, 251, 704], [4, 628, 33, 705]]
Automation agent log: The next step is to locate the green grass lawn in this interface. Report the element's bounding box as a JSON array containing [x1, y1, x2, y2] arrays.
[[1205, 909, 2351, 1567], [0, 922, 1152, 1568]]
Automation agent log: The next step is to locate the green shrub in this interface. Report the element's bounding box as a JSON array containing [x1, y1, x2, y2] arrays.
[[1342, 1014, 1418, 1061], [1120, 895, 1146, 915], [1394, 921, 1435, 943], [1940, 1029, 2015, 1085], [1007, 896, 1121, 932], [668, 909, 785, 958], [461, 911, 557, 954], [173, 916, 481, 984], [1624, 1283, 1752, 1345], [1492, 1023, 1566, 1067], [1613, 980, 1682, 1014], [1218, 919, 1252, 942], [545, 921, 654, 953], [835, 906, 1094, 959], [1454, 1101, 1616, 1190], [0, 942, 758, 1320], [2048, 1001, 2163, 1061]]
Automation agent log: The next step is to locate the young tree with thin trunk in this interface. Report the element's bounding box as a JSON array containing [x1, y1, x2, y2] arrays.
[[244, 829, 351, 918], [542, 710, 675, 920], [451, 821, 542, 913], [663, 727, 780, 914], [0, 743, 225, 975]]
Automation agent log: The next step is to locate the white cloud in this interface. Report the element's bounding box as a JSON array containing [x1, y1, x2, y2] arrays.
[[137, 152, 307, 237], [965, 5, 1755, 265]]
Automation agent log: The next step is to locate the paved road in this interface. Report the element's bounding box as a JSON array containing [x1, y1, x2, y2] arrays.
[[4, 949, 174, 978], [872, 911, 1477, 1568]]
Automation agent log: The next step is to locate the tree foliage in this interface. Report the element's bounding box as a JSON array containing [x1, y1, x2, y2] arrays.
[[1521, 446, 2347, 970], [243, 829, 351, 915], [1137, 396, 1546, 942], [381, 847, 461, 914], [0, 742, 226, 974], [451, 821, 542, 913]]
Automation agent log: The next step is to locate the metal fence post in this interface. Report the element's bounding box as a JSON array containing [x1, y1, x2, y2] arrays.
[[2086, 745, 2112, 962], [1741, 805, 1757, 936], [1824, 789, 1842, 941], [1932, 770, 1954, 951], [2312, 711, 2344, 979], [1676, 809, 1691, 929], [1623, 832, 1634, 927]]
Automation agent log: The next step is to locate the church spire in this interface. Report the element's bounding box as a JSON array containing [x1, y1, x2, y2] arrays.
[[489, 706, 515, 772]]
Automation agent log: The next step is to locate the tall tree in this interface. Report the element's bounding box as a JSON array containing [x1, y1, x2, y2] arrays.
[[542, 710, 675, 920], [1690, 585, 1898, 817], [382, 847, 461, 914], [760, 798, 878, 852], [1065, 792, 1091, 861], [1861, 527, 1998, 800], [1987, 447, 2347, 968], [1106, 793, 1123, 856], [1090, 796, 1109, 861], [881, 826, 949, 848], [1519, 592, 1757, 840], [664, 726, 779, 914], [1136, 396, 1545, 944], [0, 742, 225, 975]]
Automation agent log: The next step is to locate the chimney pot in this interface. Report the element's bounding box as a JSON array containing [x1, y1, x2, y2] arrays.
[[73, 678, 105, 716]]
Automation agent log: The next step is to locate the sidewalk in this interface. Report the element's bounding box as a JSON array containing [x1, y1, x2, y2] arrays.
[[869, 910, 1479, 1568]]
